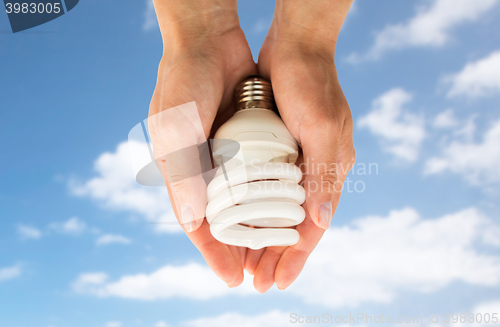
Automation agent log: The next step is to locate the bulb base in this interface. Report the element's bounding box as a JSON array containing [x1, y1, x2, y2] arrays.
[[234, 75, 276, 112]]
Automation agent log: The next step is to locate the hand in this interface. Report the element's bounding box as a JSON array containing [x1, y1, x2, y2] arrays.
[[148, 0, 258, 287], [253, 0, 356, 292]]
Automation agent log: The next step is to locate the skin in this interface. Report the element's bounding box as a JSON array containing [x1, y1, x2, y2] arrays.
[[149, 0, 355, 291]]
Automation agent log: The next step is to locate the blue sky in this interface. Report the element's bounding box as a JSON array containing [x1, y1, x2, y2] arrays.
[[1, 1, 500, 326]]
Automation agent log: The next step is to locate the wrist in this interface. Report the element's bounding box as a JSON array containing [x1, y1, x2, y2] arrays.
[[153, 0, 240, 55], [268, 0, 353, 55]]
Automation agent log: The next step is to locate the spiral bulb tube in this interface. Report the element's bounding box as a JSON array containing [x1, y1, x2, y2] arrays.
[[206, 76, 306, 250]]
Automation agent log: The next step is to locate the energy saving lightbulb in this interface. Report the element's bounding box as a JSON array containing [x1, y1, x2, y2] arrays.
[[206, 76, 306, 250]]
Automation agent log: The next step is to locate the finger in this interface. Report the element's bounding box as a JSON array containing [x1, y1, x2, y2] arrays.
[[275, 202, 325, 290], [161, 157, 207, 233], [300, 118, 343, 230], [149, 100, 209, 232], [244, 248, 265, 275], [163, 176, 243, 285], [332, 115, 356, 213], [163, 168, 243, 287], [253, 246, 286, 293], [147, 59, 227, 232], [186, 219, 244, 285], [227, 246, 245, 287], [236, 246, 248, 270]]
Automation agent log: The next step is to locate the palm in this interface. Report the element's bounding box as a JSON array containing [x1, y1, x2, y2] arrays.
[[150, 27, 259, 286], [251, 38, 353, 290]]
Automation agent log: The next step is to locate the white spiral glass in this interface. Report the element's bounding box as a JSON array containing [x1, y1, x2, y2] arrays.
[[206, 76, 306, 250]]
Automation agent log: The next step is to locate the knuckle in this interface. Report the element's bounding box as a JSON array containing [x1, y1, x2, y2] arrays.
[[170, 179, 190, 200], [318, 166, 338, 189], [318, 165, 338, 180], [314, 164, 345, 194], [320, 175, 338, 191], [351, 148, 357, 165]]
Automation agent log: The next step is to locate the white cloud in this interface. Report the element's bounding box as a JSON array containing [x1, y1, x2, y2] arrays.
[[358, 88, 425, 161], [72, 263, 256, 300], [419, 300, 500, 327], [157, 311, 352, 327], [73, 207, 500, 308], [104, 322, 121, 327], [17, 224, 42, 240], [428, 300, 500, 327], [96, 234, 131, 246], [70, 141, 181, 234], [348, 0, 499, 62], [444, 50, 500, 98], [287, 207, 500, 308], [463, 300, 500, 327], [143, 0, 158, 31], [253, 17, 271, 35], [433, 109, 459, 129], [72, 273, 109, 293], [49, 217, 86, 235], [425, 119, 500, 185], [0, 265, 21, 282], [453, 116, 477, 142], [182, 311, 293, 327]]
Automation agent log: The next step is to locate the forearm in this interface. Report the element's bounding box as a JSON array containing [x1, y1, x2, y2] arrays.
[[153, 0, 240, 54], [270, 0, 353, 54]]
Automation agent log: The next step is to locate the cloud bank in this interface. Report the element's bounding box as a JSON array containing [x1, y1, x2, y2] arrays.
[[348, 0, 499, 62], [73, 207, 500, 308], [70, 141, 181, 233], [358, 88, 425, 162]]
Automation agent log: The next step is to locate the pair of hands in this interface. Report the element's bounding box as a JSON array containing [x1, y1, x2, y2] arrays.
[[148, 0, 355, 292]]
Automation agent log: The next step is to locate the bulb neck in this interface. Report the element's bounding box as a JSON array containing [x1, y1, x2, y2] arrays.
[[234, 75, 276, 112]]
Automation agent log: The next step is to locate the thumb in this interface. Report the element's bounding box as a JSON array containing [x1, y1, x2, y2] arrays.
[[160, 143, 210, 233], [149, 101, 209, 233], [300, 120, 344, 230]]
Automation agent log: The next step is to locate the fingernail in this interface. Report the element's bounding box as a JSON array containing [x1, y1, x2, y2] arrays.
[[181, 204, 195, 233], [226, 277, 237, 288], [319, 202, 333, 229]]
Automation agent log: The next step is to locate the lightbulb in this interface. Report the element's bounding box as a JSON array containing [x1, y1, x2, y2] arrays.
[[206, 76, 306, 250]]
